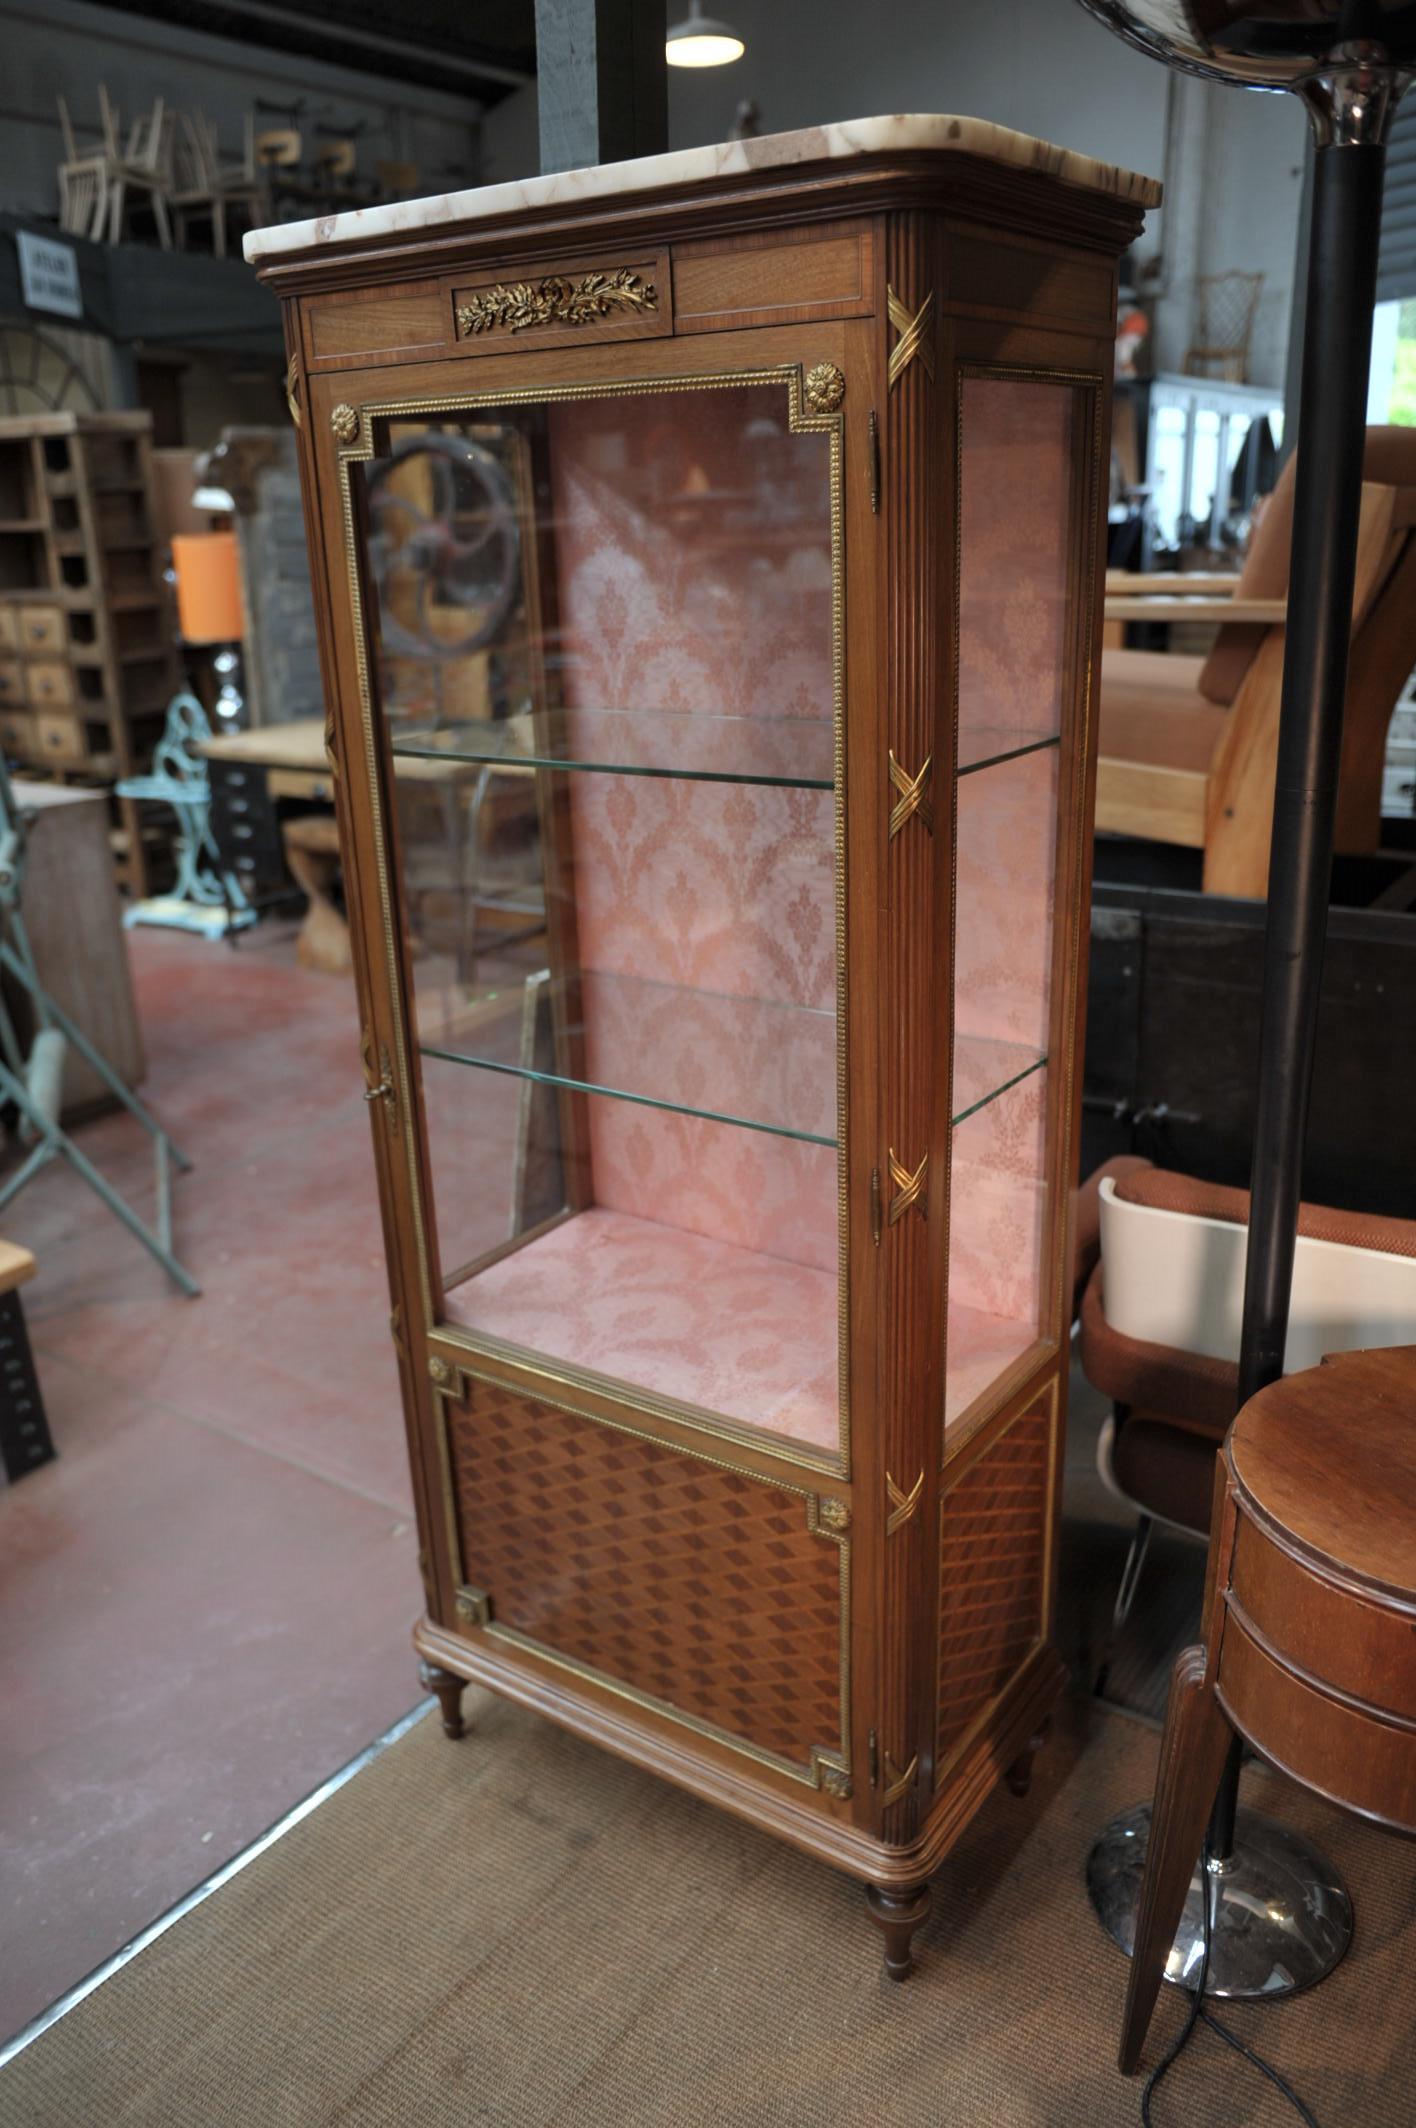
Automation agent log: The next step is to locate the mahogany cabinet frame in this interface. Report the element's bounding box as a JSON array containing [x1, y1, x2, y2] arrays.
[[254, 140, 1145, 1972]]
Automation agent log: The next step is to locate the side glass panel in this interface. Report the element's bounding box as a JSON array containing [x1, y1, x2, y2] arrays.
[[947, 374, 1081, 1434], [354, 384, 842, 1456]]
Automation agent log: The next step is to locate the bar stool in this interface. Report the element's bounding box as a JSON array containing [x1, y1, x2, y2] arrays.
[[1119, 1344, 1416, 2072]]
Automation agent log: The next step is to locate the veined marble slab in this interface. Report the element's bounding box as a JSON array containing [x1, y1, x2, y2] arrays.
[[243, 112, 1161, 265]]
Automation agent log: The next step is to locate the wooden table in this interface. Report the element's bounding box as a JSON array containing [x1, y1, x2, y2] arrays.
[[1102, 594, 1287, 626], [198, 717, 335, 911], [1120, 1345, 1416, 2071], [199, 719, 539, 968]]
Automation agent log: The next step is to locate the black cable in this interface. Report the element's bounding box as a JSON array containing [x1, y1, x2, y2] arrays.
[[1197, 2006, 1323, 2128], [1138, 1839, 1324, 2127]]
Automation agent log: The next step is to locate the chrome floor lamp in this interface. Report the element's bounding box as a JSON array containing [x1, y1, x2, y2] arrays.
[[1078, 2, 1413, 2001]]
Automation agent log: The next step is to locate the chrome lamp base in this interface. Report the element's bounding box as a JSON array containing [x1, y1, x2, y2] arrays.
[[1087, 1801, 1353, 2001]]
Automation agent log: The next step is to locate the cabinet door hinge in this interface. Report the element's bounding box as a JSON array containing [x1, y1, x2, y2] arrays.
[[361, 1032, 397, 1132], [870, 1166, 883, 1246], [868, 1728, 880, 1788], [868, 408, 880, 514]]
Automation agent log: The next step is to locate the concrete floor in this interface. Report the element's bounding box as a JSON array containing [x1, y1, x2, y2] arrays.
[[0, 921, 1203, 2049], [0, 927, 422, 2044]]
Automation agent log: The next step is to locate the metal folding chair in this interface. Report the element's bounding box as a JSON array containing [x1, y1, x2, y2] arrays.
[[0, 755, 199, 1296]]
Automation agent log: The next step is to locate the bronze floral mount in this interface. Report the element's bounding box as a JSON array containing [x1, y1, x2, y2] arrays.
[[456, 269, 659, 337]]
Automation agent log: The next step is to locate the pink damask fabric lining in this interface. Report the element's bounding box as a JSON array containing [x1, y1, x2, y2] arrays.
[[550, 389, 841, 1281], [447, 1207, 839, 1445], [446, 1205, 1041, 1450], [439, 380, 1070, 1451]]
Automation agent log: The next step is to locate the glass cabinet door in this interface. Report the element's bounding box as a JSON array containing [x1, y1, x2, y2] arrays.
[[351, 379, 844, 1458], [947, 371, 1092, 1434]]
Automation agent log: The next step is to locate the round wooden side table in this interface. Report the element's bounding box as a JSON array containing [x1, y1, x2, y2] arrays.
[[1118, 1344, 1416, 2073]]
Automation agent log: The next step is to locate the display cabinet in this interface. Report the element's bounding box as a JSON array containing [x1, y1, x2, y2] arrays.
[[248, 116, 1157, 1974]]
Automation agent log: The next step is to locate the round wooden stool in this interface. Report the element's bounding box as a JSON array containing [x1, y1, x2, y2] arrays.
[[1119, 1345, 1416, 2073]]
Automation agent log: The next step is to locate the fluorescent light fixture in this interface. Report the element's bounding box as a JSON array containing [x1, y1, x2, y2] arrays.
[[666, 1, 744, 67]]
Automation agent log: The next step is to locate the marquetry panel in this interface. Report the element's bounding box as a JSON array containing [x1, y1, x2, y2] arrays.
[[446, 1375, 843, 1770], [935, 1400, 1050, 1770]]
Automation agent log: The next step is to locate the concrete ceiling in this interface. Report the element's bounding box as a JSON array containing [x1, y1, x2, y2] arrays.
[[92, 0, 538, 102]]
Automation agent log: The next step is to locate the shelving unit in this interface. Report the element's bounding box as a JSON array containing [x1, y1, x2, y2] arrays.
[[0, 413, 179, 897]]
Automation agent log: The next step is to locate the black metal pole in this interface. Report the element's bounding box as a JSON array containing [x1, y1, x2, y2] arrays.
[[1208, 133, 1387, 1865]]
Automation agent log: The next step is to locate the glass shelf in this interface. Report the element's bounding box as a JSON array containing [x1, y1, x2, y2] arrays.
[[417, 976, 1043, 1149], [418, 969, 836, 1146], [390, 706, 835, 790], [957, 726, 1061, 777], [952, 1036, 1047, 1126]]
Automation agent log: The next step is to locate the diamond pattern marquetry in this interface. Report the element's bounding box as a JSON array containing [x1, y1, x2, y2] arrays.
[[447, 1377, 843, 1769], [936, 1403, 1051, 1768]]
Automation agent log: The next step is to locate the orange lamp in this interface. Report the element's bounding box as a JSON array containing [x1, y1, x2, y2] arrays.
[[171, 531, 244, 645]]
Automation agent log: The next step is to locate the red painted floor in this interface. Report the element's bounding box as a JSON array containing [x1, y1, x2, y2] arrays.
[[0, 927, 423, 2043]]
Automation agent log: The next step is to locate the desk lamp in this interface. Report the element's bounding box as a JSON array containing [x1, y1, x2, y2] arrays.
[[1078, 1, 1413, 1999]]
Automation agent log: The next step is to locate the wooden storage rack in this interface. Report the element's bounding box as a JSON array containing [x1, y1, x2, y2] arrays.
[[0, 412, 179, 898]]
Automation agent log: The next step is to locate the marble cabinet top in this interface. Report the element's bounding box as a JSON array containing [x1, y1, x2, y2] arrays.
[[244, 112, 1161, 265]]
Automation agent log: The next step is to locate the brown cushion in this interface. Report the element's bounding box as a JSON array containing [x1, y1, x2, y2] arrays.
[[1110, 1410, 1222, 1533], [1079, 1262, 1237, 1429], [1098, 659, 1227, 773], [1198, 425, 1416, 707], [1110, 1166, 1416, 1261]]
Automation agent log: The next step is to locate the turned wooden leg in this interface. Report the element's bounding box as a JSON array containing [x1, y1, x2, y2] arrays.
[[283, 816, 352, 977], [418, 1658, 467, 1741], [1005, 1716, 1052, 1798], [1118, 1644, 1235, 2075], [865, 1882, 932, 1981]]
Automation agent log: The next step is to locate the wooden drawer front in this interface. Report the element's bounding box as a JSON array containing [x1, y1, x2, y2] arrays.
[[0, 608, 17, 652], [450, 251, 670, 357], [673, 225, 875, 333], [207, 759, 259, 799], [35, 712, 84, 760], [936, 1398, 1052, 1773], [17, 605, 64, 653], [1218, 1610, 1416, 1832], [1228, 1517, 1416, 1719], [25, 660, 73, 709], [945, 234, 1114, 331], [0, 710, 35, 756], [306, 286, 451, 367], [446, 1375, 844, 1772], [213, 809, 284, 866], [0, 659, 22, 702]]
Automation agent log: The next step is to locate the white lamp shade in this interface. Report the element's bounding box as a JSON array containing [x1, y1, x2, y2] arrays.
[[666, 2, 744, 67]]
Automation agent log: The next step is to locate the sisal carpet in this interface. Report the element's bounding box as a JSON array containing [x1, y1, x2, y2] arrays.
[[3, 1689, 1412, 2128]]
